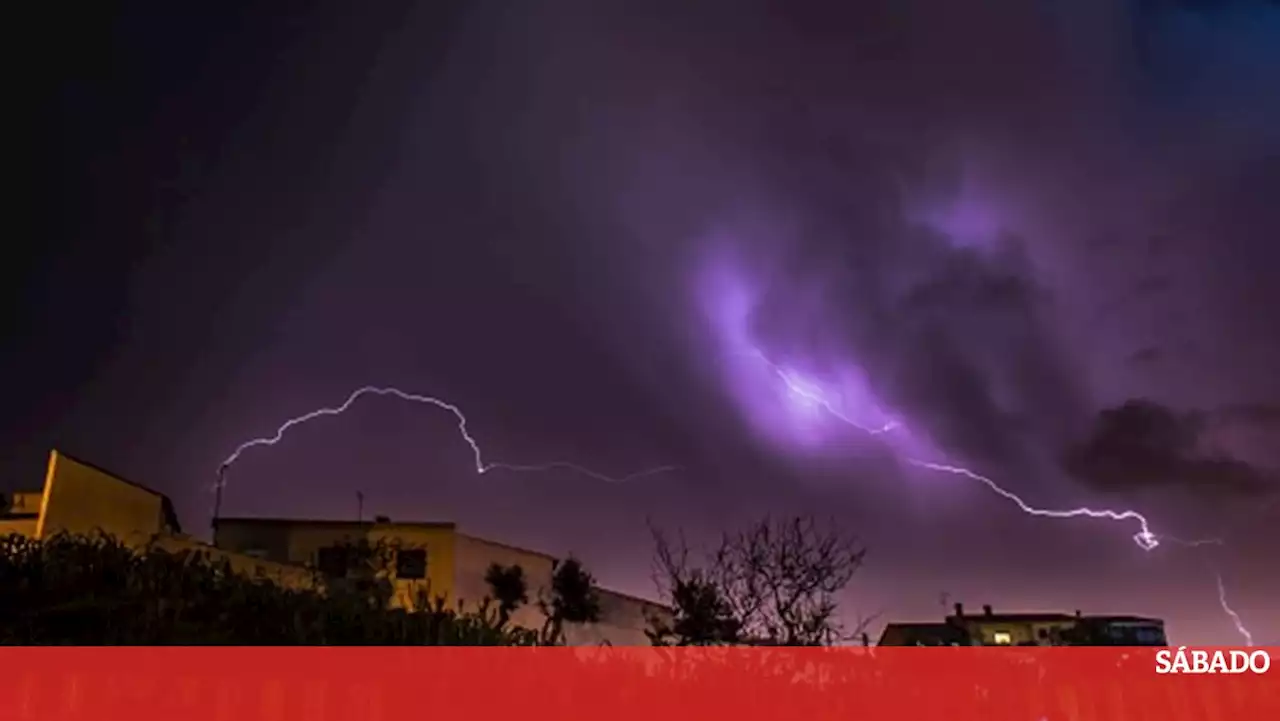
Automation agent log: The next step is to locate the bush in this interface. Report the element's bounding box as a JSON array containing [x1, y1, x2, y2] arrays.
[[0, 532, 541, 645]]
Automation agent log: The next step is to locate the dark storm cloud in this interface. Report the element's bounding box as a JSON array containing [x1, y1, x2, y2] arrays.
[[740, 201, 1087, 475], [1215, 403, 1280, 429], [661, 1, 1105, 474], [9, 0, 1279, 648], [1063, 399, 1278, 497], [489, 0, 1280, 488]]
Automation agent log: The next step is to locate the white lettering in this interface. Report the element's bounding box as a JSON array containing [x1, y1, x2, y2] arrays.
[[1208, 651, 1228, 673], [1170, 646, 1192, 673], [1229, 650, 1252, 673], [1158, 647, 1270, 674], [1249, 651, 1270, 674], [1191, 649, 1210, 673]]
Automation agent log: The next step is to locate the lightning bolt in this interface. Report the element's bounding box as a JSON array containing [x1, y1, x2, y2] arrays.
[[752, 350, 1265, 645], [751, 350, 1223, 552], [748, 349, 899, 435], [218, 385, 679, 488], [903, 459, 1161, 550], [1215, 573, 1254, 647], [752, 349, 1264, 643]]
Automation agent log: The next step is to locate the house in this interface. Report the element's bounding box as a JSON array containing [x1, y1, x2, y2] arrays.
[[213, 515, 669, 645], [875, 622, 970, 647], [878, 602, 1167, 646], [3, 449, 669, 645], [2, 450, 321, 587], [1, 450, 182, 544]]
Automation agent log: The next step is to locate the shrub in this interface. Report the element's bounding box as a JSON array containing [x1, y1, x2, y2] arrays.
[[0, 532, 540, 645]]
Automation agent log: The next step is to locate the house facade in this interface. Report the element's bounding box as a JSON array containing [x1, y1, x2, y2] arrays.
[[3, 449, 668, 645]]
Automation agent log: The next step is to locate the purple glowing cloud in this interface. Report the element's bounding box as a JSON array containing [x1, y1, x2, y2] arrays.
[[694, 246, 1223, 555], [698, 251, 902, 454]]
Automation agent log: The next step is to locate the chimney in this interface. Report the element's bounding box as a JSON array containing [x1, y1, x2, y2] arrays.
[[374, 515, 390, 524], [954, 602, 964, 618], [983, 604, 993, 616], [1075, 609, 1082, 618]]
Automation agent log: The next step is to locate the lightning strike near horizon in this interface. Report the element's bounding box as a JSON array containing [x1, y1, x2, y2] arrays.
[[903, 459, 1161, 550], [750, 349, 1223, 552], [1216, 573, 1255, 647], [750, 347, 1258, 642], [218, 385, 679, 488]]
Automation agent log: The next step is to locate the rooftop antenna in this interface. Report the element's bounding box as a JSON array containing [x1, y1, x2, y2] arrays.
[[939, 591, 951, 614], [357, 491, 364, 522], [212, 462, 229, 536]]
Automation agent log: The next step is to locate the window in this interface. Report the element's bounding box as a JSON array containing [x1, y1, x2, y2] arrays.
[[396, 548, 428, 580], [992, 632, 1013, 645], [316, 546, 349, 578]]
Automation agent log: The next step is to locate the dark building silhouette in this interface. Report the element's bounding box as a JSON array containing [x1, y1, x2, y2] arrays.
[[878, 602, 1167, 646]]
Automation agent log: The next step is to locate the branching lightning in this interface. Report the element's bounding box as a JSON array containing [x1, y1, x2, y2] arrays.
[[218, 385, 679, 488], [752, 349, 1226, 552], [902, 459, 1161, 550], [751, 348, 1260, 644], [217, 361, 1253, 644]]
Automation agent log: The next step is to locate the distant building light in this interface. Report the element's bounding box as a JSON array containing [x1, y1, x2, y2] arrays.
[[993, 632, 1013, 645]]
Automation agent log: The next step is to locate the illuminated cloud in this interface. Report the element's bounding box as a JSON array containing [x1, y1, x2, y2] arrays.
[[696, 244, 901, 455]]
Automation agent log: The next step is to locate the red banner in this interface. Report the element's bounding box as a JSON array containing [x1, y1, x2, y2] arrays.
[[1, 647, 1276, 721]]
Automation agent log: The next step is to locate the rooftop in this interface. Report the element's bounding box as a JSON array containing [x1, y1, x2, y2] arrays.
[[878, 622, 970, 646], [948, 603, 1161, 626], [214, 518, 671, 611], [213, 516, 456, 531], [951, 612, 1077, 624]]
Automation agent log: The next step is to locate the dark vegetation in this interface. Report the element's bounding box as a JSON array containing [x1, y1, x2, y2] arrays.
[[0, 529, 1169, 715], [0, 533, 598, 645], [1, 514, 863, 646], [647, 515, 868, 646]]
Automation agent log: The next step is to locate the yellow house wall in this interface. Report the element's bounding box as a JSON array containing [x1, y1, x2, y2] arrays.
[[0, 518, 38, 538], [367, 525, 456, 609], [214, 521, 456, 608], [36, 451, 168, 545], [5, 491, 43, 515]]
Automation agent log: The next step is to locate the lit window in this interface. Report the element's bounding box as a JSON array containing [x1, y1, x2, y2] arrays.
[[992, 632, 1013, 645]]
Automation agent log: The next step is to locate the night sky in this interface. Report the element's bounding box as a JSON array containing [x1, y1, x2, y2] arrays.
[[9, 0, 1278, 645]]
